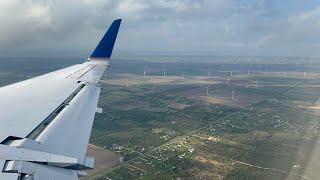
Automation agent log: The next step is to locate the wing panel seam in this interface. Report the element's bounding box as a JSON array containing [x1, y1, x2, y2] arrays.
[[26, 83, 86, 140]]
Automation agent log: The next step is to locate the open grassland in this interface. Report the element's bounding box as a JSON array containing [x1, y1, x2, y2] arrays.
[[0, 56, 319, 180], [84, 58, 320, 180]]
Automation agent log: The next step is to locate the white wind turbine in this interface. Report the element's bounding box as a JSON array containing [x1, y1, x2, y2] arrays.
[[232, 89, 235, 100]]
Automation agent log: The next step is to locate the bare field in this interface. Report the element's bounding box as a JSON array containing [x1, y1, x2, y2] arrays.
[[104, 74, 223, 86], [83, 144, 121, 179], [198, 95, 254, 108], [101, 73, 302, 109]]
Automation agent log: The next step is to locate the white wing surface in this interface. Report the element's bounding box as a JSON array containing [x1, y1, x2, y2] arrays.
[[0, 19, 122, 180]]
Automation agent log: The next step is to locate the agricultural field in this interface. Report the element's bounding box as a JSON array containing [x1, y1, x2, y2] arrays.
[[85, 56, 320, 180], [0, 55, 319, 180]]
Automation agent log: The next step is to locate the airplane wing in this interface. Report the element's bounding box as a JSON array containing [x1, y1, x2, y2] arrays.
[[0, 19, 122, 180]]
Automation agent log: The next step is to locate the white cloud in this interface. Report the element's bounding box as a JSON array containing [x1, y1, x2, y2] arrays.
[[288, 6, 320, 35], [116, 0, 148, 14], [26, 3, 52, 26], [289, 6, 320, 25], [157, 0, 190, 12], [26, 3, 50, 19], [82, 0, 112, 6], [249, 34, 275, 48], [0, 0, 97, 48], [224, 26, 232, 32], [0, 0, 318, 56]]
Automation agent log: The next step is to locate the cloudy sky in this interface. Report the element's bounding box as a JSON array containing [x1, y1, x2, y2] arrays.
[[1, 0, 320, 57]]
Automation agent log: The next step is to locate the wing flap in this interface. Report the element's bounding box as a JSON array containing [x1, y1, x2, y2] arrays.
[[36, 84, 101, 166], [3, 161, 78, 180]]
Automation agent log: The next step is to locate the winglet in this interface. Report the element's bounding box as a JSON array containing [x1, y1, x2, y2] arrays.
[[88, 19, 122, 60]]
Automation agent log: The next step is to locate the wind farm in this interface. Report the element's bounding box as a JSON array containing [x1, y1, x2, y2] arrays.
[[3, 55, 319, 180], [83, 55, 320, 180], [0, 56, 320, 180]]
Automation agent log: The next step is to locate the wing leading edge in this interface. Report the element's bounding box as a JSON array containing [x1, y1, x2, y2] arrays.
[[0, 19, 122, 179]]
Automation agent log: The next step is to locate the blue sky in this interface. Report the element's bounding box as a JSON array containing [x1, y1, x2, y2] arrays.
[[1, 0, 320, 57]]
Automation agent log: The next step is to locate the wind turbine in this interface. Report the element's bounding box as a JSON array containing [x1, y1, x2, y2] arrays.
[[232, 89, 235, 100], [230, 71, 233, 76], [255, 80, 258, 88], [264, 69, 267, 76], [247, 70, 250, 76], [163, 71, 166, 78], [206, 86, 210, 96], [227, 78, 230, 86], [208, 72, 211, 78], [181, 73, 184, 79], [143, 63, 149, 78], [283, 71, 286, 77]]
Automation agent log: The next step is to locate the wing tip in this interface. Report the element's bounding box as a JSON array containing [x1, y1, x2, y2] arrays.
[[89, 19, 122, 60]]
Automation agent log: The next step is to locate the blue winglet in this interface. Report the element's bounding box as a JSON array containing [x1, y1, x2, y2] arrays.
[[89, 19, 122, 60]]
